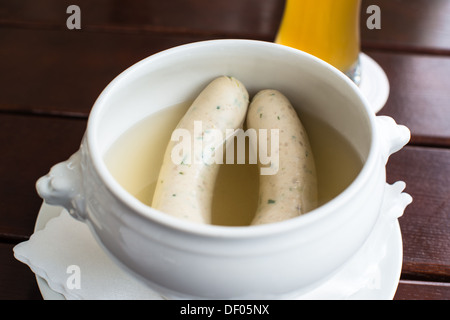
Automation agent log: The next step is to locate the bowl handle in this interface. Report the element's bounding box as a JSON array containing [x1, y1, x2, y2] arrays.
[[36, 149, 87, 221], [382, 181, 412, 221], [375, 116, 411, 164], [356, 181, 411, 291]]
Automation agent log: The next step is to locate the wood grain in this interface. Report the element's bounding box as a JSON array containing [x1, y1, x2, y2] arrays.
[[395, 280, 450, 300], [4, 0, 450, 55], [2, 29, 450, 147], [0, 0, 284, 39], [361, 0, 450, 54], [0, 28, 212, 116], [0, 114, 86, 240], [0, 243, 42, 300], [369, 51, 450, 147], [387, 146, 450, 282]]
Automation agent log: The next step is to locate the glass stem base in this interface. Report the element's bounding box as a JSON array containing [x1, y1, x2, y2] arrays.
[[345, 56, 362, 86]]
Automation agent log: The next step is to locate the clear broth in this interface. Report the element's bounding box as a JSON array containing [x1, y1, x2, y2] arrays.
[[104, 102, 364, 226]]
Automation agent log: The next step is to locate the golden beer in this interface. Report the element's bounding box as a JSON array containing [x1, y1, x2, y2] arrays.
[[275, 0, 361, 83]]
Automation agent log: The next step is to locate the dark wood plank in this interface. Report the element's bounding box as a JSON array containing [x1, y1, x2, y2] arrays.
[[395, 280, 450, 300], [386, 146, 450, 281], [0, 27, 213, 116], [0, 243, 42, 300], [367, 50, 450, 147], [361, 0, 450, 54], [3, 0, 450, 55], [3, 29, 450, 147], [0, 114, 87, 240], [0, 0, 284, 39], [4, 0, 450, 55]]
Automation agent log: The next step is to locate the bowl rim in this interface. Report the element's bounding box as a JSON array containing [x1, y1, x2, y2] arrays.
[[87, 39, 379, 238]]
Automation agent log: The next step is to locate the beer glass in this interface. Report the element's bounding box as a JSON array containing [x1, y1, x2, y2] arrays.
[[275, 0, 362, 84]]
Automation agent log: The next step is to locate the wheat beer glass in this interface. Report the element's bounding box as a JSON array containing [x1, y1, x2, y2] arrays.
[[276, 0, 361, 84]]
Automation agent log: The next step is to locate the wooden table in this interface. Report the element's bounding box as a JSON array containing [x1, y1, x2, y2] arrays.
[[0, 0, 449, 300]]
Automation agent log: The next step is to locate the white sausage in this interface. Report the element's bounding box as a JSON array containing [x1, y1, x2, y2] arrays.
[[151, 76, 249, 223], [247, 90, 318, 225]]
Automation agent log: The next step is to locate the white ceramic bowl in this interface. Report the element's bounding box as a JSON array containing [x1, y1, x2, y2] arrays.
[[36, 39, 411, 299]]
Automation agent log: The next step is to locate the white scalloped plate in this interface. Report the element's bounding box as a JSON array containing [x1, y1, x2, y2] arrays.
[[34, 202, 402, 300], [359, 53, 390, 114]]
